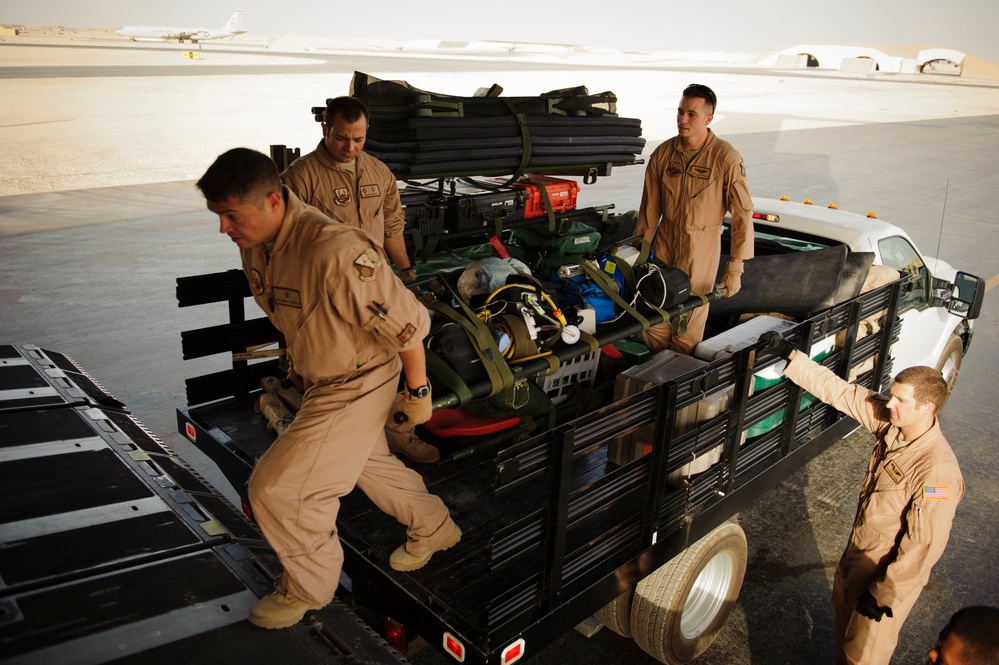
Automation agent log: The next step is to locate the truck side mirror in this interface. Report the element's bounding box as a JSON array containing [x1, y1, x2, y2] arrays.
[[948, 271, 984, 320]]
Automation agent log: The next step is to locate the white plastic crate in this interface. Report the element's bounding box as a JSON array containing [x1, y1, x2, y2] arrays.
[[534, 349, 601, 405]]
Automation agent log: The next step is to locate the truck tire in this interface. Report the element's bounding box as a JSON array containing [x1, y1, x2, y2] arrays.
[[935, 335, 963, 399], [594, 589, 634, 637], [629, 521, 747, 664]]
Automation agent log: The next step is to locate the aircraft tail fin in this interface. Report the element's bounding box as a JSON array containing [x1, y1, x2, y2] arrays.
[[223, 10, 244, 31]]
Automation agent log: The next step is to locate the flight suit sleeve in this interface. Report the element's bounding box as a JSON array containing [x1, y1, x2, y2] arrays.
[[871, 472, 963, 607], [724, 155, 754, 261], [334, 240, 430, 353], [636, 146, 665, 245], [783, 352, 886, 434], [281, 161, 314, 207], [381, 176, 406, 238]]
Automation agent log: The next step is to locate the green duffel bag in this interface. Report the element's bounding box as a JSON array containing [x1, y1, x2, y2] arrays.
[[510, 220, 601, 278]]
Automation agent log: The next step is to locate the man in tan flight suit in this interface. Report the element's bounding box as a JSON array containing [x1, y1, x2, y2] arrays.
[[636, 83, 754, 354], [198, 147, 461, 630], [282, 96, 439, 464], [759, 331, 964, 665]]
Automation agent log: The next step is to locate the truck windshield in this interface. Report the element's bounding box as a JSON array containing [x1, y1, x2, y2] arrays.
[[723, 223, 842, 256]]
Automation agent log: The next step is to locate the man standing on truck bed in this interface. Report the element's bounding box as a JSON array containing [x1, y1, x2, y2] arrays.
[[197, 147, 461, 630], [759, 331, 964, 665], [282, 95, 440, 464], [637, 83, 754, 354]]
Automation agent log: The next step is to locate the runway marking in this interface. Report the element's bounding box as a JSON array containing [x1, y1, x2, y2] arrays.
[[986, 274, 999, 292]]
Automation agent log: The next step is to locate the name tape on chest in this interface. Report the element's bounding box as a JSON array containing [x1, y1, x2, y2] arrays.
[[273, 287, 302, 308], [360, 184, 382, 198]]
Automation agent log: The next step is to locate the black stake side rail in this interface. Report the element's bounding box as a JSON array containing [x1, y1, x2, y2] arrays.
[[336, 278, 905, 665]]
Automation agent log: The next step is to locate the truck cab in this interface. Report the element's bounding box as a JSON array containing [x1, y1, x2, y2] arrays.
[[740, 196, 981, 392]]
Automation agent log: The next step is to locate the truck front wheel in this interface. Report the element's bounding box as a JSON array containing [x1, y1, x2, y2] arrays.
[[629, 521, 747, 664]]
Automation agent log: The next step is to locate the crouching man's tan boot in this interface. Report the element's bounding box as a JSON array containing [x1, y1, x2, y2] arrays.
[[248, 591, 332, 629], [385, 420, 439, 463]]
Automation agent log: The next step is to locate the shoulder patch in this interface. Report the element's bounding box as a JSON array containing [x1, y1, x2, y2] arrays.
[[353, 248, 380, 282], [249, 269, 264, 296], [922, 485, 951, 500], [333, 188, 352, 207]]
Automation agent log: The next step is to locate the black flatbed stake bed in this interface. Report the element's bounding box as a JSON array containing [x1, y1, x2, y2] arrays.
[[175, 263, 908, 665]]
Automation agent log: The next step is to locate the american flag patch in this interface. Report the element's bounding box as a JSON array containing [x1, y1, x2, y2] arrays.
[[923, 485, 950, 500]]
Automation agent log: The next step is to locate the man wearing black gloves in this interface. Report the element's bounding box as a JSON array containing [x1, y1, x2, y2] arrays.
[[758, 331, 964, 665]]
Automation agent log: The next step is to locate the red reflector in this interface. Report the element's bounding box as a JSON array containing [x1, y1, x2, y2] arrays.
[[443, 632, 465, 662], [502, 638, 526, 664], [241, 501, 253, 520], [383, 617, 408, 653], [184, 421, 196, 442]]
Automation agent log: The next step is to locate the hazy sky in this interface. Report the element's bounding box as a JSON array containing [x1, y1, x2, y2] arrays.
[[5, 0, 999, 62]]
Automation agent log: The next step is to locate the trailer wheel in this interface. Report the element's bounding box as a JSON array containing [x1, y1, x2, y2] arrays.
[[629, 521, 747, 664], [594, 589, 634, 637], [935, 335, 963, 400]]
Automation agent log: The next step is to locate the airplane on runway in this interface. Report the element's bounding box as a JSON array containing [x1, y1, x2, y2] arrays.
[[116, 10, 246, 43]]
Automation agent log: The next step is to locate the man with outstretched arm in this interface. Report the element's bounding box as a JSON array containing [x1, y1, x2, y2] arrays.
[[758, 331, 964, 665]]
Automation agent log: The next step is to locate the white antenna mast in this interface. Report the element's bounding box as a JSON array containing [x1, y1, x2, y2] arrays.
[[933, 180, 949, 275]]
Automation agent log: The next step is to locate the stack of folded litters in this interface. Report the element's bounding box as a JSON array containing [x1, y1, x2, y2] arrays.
[[340, 72, 645, 178]]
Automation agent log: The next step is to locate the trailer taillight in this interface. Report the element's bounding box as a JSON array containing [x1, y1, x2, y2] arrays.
[[384, 616, 408, 653], [501, 638, 527, 664], [443, 631, 465, 662], [752, 212, 779, 223]]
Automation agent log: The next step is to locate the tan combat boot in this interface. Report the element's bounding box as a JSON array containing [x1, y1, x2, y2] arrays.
[[254, 393, 295, 435], [248, 591, 333, 629], [385, 422, 440, 463], [390, 525, 462, 572], [260, 376, 303, 412]]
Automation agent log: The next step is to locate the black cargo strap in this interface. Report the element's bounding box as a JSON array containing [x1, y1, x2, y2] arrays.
[[580, 261, 651, 330]]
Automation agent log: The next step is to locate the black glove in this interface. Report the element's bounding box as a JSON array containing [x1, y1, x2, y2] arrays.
[[757, 331, 796, 361], [855, 590, 893, 622]]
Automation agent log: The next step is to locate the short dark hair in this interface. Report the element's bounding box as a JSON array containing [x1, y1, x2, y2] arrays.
[[940, 606, 999, 665], [683, 83, 717, 114], [324, 96, 369, 125], [894, 365, 950, 412], [196, 148, 281, 205]]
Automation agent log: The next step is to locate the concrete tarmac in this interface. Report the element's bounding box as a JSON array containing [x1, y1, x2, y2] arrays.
[[1, 37, 997, 665]]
